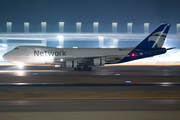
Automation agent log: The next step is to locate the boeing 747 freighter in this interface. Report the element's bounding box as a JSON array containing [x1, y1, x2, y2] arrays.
[[3, 23, 174, 71]]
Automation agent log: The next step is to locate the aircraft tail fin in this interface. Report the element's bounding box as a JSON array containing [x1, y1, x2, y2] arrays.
[[135, 23, 171, 49]]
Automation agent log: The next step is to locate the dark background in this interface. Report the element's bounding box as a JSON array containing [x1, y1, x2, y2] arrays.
[[0, 0, 179, 33]]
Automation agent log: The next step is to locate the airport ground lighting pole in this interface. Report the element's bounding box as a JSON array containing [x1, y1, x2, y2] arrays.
[[57, 36, 64, 48], [99, 36, 104, 48]]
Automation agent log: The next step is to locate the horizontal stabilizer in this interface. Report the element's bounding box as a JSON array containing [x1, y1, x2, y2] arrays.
[[166, 47, 175, 50]]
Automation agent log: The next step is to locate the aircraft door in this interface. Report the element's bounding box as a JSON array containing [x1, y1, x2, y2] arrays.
[[25, 53, 29, 60], [25, 48, 34, 64], [25, 51, 29, 63]]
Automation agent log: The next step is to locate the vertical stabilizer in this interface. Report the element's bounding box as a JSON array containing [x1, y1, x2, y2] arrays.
[[135, 23, 171, 49]]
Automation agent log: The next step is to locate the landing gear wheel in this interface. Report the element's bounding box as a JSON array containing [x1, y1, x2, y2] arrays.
[[88, 67, 92, 71], [78, 67, 82, 71], [83, 68, 88, 71]]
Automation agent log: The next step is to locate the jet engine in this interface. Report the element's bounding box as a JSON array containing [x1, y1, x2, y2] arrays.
[[93, 58, 105, 66], [66, 61, 77, 68]]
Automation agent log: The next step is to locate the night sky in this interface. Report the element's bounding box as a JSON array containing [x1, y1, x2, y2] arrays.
[[0, 0, 180, 33]]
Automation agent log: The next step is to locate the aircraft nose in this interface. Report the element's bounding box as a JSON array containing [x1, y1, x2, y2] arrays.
[[3, 53, 10, 60]]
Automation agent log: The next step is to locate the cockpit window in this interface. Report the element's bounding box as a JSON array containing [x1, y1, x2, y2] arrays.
[[14, 47, 19, 50]]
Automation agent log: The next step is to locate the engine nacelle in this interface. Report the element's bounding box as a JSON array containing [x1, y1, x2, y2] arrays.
[[66, 61, 77, 68], [93, 58, 105, 66]]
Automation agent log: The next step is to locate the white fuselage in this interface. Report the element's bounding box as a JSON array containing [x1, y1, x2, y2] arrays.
[[3, 46, 133, 65]]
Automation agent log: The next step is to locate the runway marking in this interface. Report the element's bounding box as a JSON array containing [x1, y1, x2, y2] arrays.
[[0, 82, 180, 86]]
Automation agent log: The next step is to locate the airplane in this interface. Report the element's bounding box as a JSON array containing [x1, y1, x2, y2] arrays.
[[3, 23, 174, 71]]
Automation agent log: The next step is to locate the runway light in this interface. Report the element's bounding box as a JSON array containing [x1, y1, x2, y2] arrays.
[[161, 82, 172, 87], [115, 74, 120, 75], [33, 73, 38, 75], [15, 83, 27, 85], [18, 63, 24, 69], [126, 81, 131, 83]]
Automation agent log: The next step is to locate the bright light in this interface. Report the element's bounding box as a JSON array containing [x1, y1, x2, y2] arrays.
[[177, 23, 180, 34], [161, 82, 172, 87], [57, 36, 64, 48], [24, 22, 29, 33], [98, 36, 104, 40], [112, 22, 117, 33], [98, 36, 104, 48], [131, 53, 135, 57], [110, 46, 115, 48], [127, 23, 133, 33], [76, 22, 81, 33], [57, 35, 64, 40], [54, 65, 61, 67], [126, 81, 131, 83], [15, 83, 27, 85], [17, 71, 25, 76], [115, 74, 120, 75], [0, 38, 45, 40], [60, 59, 63, 62], [41, 22, 46, 33], [163, 46, 168, 48], [93, 22, 99, 33], [59, 22, 64, 32], [1, 44, 8, 47], [7, 22, 12, 33], [18, 63, 24, 69], [153, 50, 180, 62], [113, 38, 118, 48], [57, 46, 62, 48], [144, 23, 149, 34]]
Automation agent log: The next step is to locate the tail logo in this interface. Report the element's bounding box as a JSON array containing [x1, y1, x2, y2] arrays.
[[148, 31, 167, 48], [148, 32, 167, 42]]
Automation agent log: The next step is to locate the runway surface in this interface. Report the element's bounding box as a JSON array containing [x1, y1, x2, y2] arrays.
[[0, 65, 180, 119], [0, 99, 179, 112], [0, 66, 180, 76], [0, 84, 180, 92]]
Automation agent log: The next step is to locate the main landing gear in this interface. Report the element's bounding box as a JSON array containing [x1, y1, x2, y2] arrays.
[[74, 66, 92, 71]]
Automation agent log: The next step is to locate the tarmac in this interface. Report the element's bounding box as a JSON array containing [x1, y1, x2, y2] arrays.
[[0, 65, 180, 120]]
